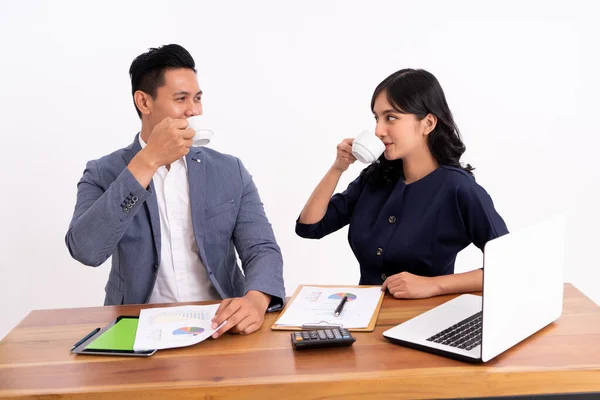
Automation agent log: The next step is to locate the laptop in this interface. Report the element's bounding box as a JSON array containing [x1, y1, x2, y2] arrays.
[[383, 214, 565, 363]]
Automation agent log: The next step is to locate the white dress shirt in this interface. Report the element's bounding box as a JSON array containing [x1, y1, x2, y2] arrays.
[[139, 136, 220, 303]]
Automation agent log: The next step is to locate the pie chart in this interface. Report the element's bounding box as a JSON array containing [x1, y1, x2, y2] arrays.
[[172, 327, 205, 336], [328, 293, 357, 301]]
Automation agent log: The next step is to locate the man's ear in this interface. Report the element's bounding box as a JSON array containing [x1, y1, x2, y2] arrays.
[[423, 113, 438, 136], [133, 90, 152, 116]]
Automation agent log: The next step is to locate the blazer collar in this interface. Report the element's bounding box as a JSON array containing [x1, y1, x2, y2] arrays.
[[122, 132, 143, 165], [121, 135, 209, 258]]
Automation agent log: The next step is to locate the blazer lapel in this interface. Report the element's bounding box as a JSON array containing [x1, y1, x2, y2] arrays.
[[186, 147, 206, 233], [144, 180, 161, 262], [122, 133, 161, 262]]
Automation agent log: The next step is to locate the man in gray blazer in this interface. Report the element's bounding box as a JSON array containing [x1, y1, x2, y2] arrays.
[[65, 44, 284, 338]]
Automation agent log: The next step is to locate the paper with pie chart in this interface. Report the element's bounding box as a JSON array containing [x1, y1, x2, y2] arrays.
[[133, 304, 225, 351], [274, 286, 383, 329]]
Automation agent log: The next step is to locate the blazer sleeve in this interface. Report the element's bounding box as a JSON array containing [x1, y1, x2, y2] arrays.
[[232, 159, 285, 311], [457, 180, 509, 251], [65, 160, 152, 267], [295, 173, 367, 239]]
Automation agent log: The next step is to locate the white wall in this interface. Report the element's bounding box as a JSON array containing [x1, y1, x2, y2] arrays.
[[1, 0, 598, 339]]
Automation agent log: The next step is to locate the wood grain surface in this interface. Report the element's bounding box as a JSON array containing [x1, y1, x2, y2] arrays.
[[1, 284, 599, 399]]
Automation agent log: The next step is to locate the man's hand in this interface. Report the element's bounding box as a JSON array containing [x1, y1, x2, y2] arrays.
[[381, 272, 441, 299], [210, 290, 271, 338], [143, 117, 195, 167]]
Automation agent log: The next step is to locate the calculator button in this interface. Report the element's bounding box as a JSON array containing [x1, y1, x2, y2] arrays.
[[325, 330, 334, 339], [309, 331, 318, 339], [302, 332, 310, 340], [333, 329, 342, 339], [317, 330, 327, 340]]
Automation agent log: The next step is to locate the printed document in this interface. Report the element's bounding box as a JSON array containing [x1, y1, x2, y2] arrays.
[[134, 304, 224, 351], [275, 286, 383, 328]]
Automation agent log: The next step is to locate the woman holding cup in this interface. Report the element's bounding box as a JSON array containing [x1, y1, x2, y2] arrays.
[[296, 68, 508, 299]]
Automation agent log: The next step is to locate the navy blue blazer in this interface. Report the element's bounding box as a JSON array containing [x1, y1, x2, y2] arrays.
[[66, 134, 285, 308], [296, 165, 508, 284]]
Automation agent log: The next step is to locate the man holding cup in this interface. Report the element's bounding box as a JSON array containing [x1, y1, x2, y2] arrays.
[[65, 44, 284, 338]]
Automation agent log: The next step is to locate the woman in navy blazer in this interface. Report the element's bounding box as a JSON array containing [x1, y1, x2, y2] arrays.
[[296, 69, 508, 299]]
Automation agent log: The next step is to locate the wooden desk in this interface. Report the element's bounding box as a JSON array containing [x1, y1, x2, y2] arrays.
[[1, 283, 599, 399]]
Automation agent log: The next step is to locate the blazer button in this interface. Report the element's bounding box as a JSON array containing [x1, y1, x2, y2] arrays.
[[376, 247, 383, 256], [381, 273, 387, 281], [388, 216, 396, 223]]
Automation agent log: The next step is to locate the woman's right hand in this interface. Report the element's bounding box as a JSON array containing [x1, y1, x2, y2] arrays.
[[332, 138, 357, 172], [299, 138, 355, 224]]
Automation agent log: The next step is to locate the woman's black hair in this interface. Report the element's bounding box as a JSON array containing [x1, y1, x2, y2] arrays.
[[362, 68, 474, 186]]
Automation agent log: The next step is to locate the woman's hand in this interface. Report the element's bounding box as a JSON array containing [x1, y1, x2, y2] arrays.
[[331, 138, 356, 173], [381, 272, 442, 299]]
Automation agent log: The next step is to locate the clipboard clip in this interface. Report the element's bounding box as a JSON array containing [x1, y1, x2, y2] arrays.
[[301, 321, 343, 330]]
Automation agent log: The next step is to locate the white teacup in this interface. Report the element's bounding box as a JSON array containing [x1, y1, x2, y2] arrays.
[[352, 130, 385, 163], [187, 115, 214, 147]]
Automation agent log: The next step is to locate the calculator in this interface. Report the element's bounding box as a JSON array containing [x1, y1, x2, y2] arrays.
[[291, 328, 356, 350]]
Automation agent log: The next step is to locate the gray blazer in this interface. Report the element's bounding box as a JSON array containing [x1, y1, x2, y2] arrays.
[[65, 134, 285, 310]]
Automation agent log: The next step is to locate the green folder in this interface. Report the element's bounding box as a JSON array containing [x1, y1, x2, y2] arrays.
[[86, 318, 139, 351]]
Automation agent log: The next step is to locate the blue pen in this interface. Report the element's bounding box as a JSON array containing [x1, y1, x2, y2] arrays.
[[70, 327, 100, 351]]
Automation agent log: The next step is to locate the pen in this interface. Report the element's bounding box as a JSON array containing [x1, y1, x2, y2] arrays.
[[334, 295, 348, 317], [70, 327, 100, 351]]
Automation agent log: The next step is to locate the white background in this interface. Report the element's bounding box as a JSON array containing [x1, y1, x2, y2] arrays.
[[1, 0, 598, 339]]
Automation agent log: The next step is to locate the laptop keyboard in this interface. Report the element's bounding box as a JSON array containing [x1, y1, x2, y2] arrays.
[[426, 311, 482, 350]]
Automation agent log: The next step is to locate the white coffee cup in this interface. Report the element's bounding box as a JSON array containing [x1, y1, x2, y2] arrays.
[[352, 130, 385, 163], [187, 115, 214, 147]]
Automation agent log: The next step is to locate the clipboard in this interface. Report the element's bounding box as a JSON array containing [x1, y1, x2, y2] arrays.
[[271, 285, 385, 332]]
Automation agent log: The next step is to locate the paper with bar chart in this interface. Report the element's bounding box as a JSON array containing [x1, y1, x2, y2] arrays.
[[133, 304, 225, 351], [274, 286, 384, 329]]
